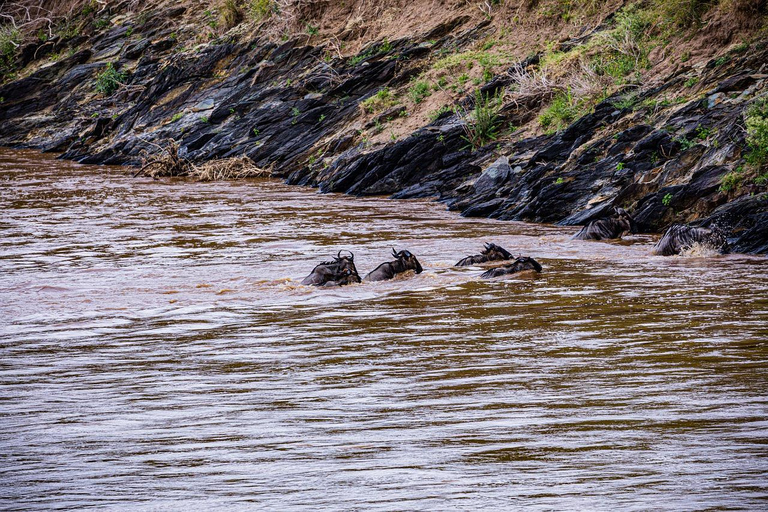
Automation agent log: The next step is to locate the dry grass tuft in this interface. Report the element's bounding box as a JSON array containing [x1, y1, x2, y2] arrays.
[[507, 63, 559, 101], [191, 156, 270, 181]]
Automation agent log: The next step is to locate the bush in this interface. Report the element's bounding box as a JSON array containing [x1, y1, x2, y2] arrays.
[[409, 80, 431, 103], [360, 88, 397, 113], [220, 0, 244, 29], [719, 169, 743, 192], [0, 26, 20, 76], [539, 88, 587, 133], [460, 90, 501, 150], [248, 0, 274, 21], [95, 62, 126, 96], [745, 97, 768, 169], [656, 0, 714, 28]]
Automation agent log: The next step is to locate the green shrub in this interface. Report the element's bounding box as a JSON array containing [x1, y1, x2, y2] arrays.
[[719, 169, 743, 192], [662, 192, 673, 206], [461, 90, 502, 150], [95, 63, 127, 96], [429, 105, 453, 122], [745, 97, 768, 169], [0, 26, 20, 76], [349, 39, 391, 66], [409, 80, 431, 103], [220, 0, 244, 29], [656, 0, 714, 28], [539, 88, 587, 133], [360, 88, 397, 113], [248, 0, 274, 21]]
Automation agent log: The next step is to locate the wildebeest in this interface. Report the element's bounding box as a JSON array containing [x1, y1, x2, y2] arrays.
[[652, 224, 728, 256], [572, 207, 638, 240], [301, 250, 362, 286], [480, 256, 542, 278], [364, 249, 423, 282], [456, 243, 514, 266]]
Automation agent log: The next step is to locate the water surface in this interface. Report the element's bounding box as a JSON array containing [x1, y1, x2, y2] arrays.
[[1, 148, 767, 510]]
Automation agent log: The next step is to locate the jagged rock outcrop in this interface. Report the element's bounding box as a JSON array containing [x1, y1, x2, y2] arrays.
[[0, 5, 766, 253]]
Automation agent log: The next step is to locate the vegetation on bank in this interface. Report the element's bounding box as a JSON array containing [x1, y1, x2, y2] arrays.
[[0, 0, 766, 200]]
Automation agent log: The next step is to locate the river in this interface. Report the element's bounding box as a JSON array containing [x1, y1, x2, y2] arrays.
[[1, 148, 767, 510]]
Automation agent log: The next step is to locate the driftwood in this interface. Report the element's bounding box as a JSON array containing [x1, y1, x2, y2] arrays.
[[133, 140, 270, 181], [191, 156, 270, 181], [134, 140, 190, 178]]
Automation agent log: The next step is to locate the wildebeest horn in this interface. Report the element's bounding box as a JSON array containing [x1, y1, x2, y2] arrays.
[[337, 249, 354, 260], [484, 242, 491, 249]]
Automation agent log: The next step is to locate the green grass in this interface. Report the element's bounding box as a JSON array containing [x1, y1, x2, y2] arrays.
[[719, 169, 743, 192], [685, 76, 700, 88], [409, 80, 431, 104], [745, 97, 768, 169], [656, 0, 714, 28], [349, 39, 392, 66], [0, 26, 20, 78], [95, 63, 127, 96], [248, 0, 274, 21], [170, 112, 183, 123], [612, 95, 638, 110], [360, 88, 397, 113], [433, 49, 509, 79], [539, 88, 590, 134], [429, 105, 453, 122], [662, 192, 673, 206], [461, 90, 502, 150]]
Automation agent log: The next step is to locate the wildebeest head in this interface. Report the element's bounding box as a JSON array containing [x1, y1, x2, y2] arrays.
[[393, 248, 423, 274], [482, 243, 513, 261], [573, 206, 638, 240], [516, 256, 543, 273], [301, 250, 361, 286], [614, 207, 638, 234], [333, 250, 361, 282], [480, 255, 543, 278]]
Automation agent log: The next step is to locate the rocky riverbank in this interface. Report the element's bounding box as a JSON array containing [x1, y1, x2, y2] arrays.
[[1, 0, 767, 253]]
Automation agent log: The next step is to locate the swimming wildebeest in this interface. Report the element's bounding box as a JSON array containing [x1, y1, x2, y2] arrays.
[[301, 250, 361, 286], [364, 249, 423, 282], [652, 224, 728, 256], [480, 256, 543, 278], [456, 243, 514, 266], [572, 207, 638, 240]]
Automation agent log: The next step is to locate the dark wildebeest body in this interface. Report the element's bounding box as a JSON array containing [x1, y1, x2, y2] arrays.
[[480, 256, 542, 278], [364, 249, 423, 282], [652, 224, 728, 256], [572, 207, 638, 240], [301, 251, 361, 286], [456, 243, 514, 266]]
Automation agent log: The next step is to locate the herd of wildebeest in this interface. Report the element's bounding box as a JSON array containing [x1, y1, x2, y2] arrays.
[[301, 208, 728, 287]]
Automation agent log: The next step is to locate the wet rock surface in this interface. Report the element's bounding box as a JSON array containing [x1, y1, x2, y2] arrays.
[[0, 14, 766, 254]]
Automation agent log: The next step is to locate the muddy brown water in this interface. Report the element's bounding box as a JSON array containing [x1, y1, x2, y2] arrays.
[[1, 148, 767, 510]]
